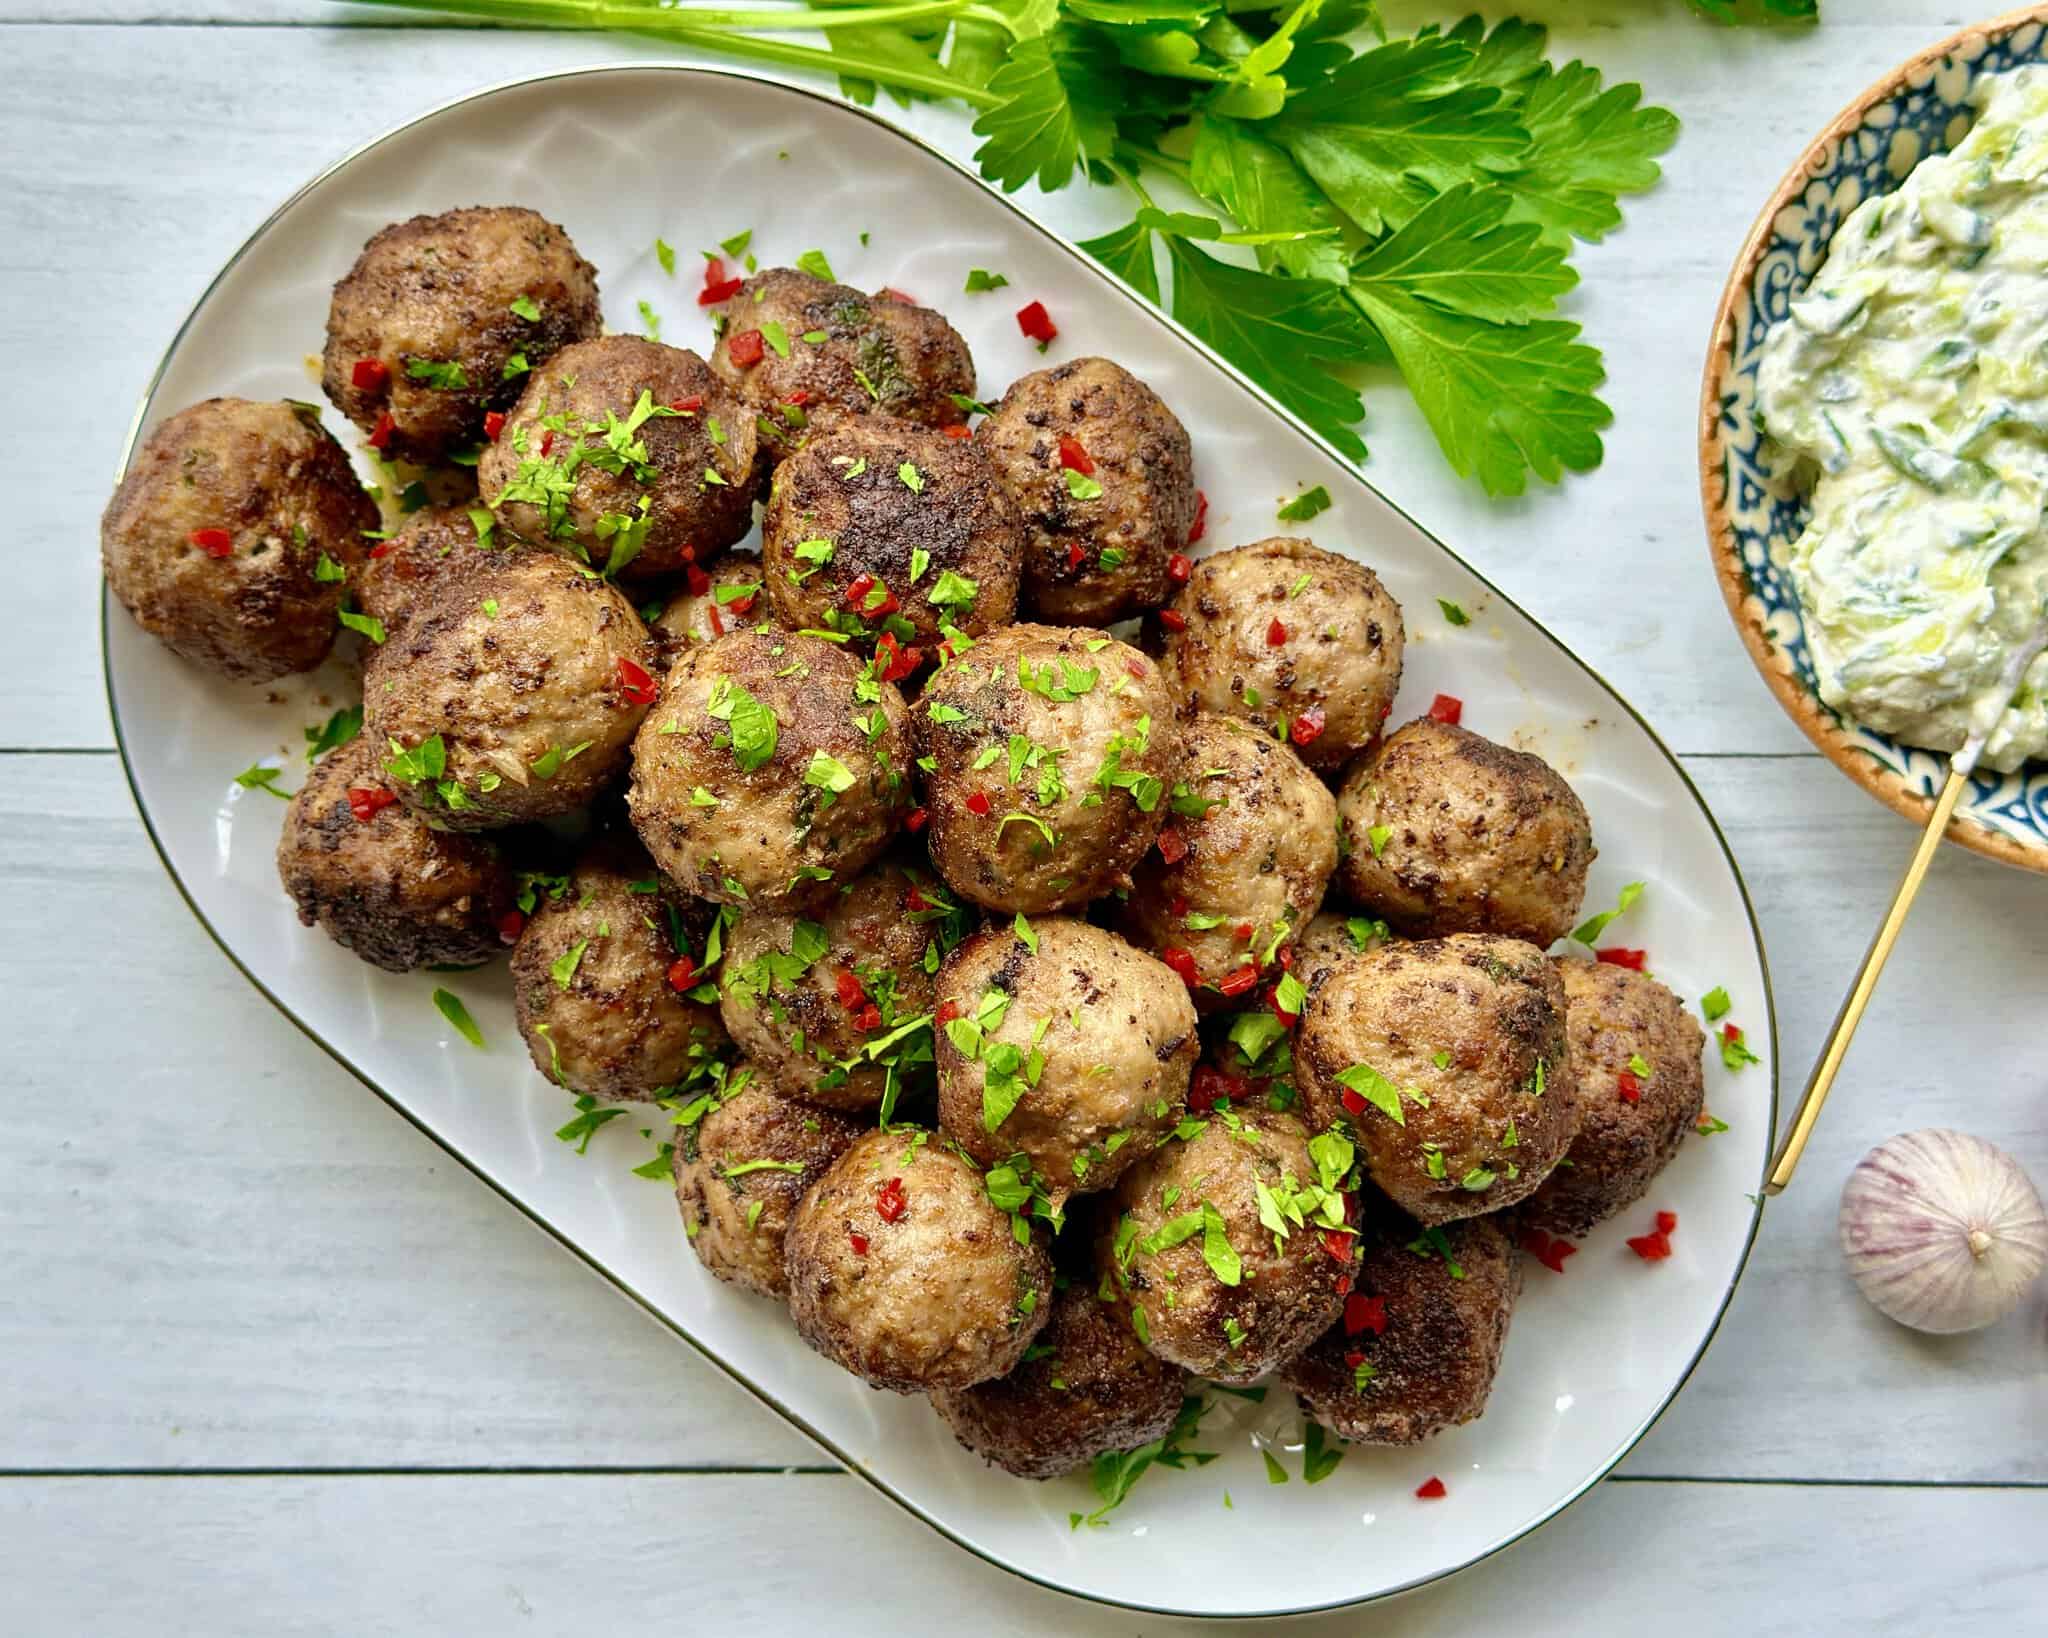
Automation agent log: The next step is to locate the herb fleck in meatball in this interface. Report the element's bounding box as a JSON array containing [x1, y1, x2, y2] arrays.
[[914, 624, 1184, 913], [365, 552, 655, 829], [356, 503, 508, 640], [711, 268, 975, 460], [672, 1063, 861, 1298], [628, 630, 913, 912], [322, 205, 601, 466], [1336, 717, 1596, 947], [1294, 934, 1579, 1224], [275, 735, 515, 972], [1100, 1106, 1350, 1383], [979, 357, 1198, 626], [478, 337, 758, 581], [649, 551, 771, 664], [102, 398, 377, 683], [720, 858, 967, 1113], [784, 1126, 1053, 1393], [510, 832, 727, 1103], [1155, 537, 1404, 772], [761, 417, 1022, 657], [935, 917, 1196, 1194], [1522, 959, 1706, 1237], [1280, 1209, 1520, 1445], [1117, 713, 1337, 1004]]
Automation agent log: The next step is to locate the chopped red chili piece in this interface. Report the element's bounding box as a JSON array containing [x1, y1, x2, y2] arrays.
[[1626, 1230, 1673, 1262], [857, 1003, 882, 1033], [905, 806, 929, 834], [188, 527, 233, 558], [941, 423, 972, 440], [874, 631, 919, 684], [539, 430, 556, 458], [903, 884, 930, 913], [782, 389, 811, 407], [1015, 300, 1057, 344], [1339, 1086, 1366, 1117], [346, 786, 396, 823], [727, 327, 765, 366], [1519, 1227, 1578, 1275], [368, 543, 391, 560], [1415, 1477, 1447, 1500], [1169, 895, 1188, 919], [706, 603, 725, 637], [1161, 947, 1200, 988], [686, 564, 711, 597], [671, 395, 705, 413], [727, 591, 757, 616], [875, 1176, 908, 1223], [1290, 705, 1327, 747], [1189, 1065, 1238, 1113], [1266, 617, 1288, 647], [698, 277, 743, 306], [1156, 826, 1188, 865], [1427, 692, 1463, 726], [481, 411, 506, 443], [1125, 660, 1146, 681], [1066, 542, 1086, 571], [615, 656, 659, 707], [497, 909, 526, 945], [1722, 1023, 1745, 1046], [1216, 965, 1258, 1000], [1277, 946, 1294, 970], [965, 791, 992, 817], [1057, 435, 1094, 474], [881, 287, 917, 305], [835, 969, 866, 1010], [1187, 490, 1208, 545], [845, 572, 877, 607], [1320, 1229, 1353, 1265], [1616, 1070, 1641, 1104], [1597, 947, 1647, 971], [667, 955, 698, 992], [1334, 1273, 1353, 1296], [865, 589, 901, 620], [934, 999, 961, 1027], [351, 358, 389, 392], [1235, 922, 1254, 941], [702, 257, 726, 287], [849, 1232, 869, 1256], [1167, 552, 1193, 583], [1655, 1210, 1678, 1236], [1343, 1293, 1387, 1336], [368, 412, 395, 451], [1158, 609, 1187, 634]]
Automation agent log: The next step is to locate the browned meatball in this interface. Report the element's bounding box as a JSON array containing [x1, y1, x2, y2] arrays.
[[719, 857, 966, 1113], [1522, 960, 1706, 1237], [1100, 1106, 1349, 1383], [935, 917, 1196, 1194], [671, 1065, 861, 1298], [275, 735, 514, 972], [913, 624, 1183, 913], [627, 630, 913, 912], [356, 503, 508, 640], [510, 832, 727, 1103], [649, 551, 771, 664], [979, 358, 1198, 626], [322, 206, 601, 467], [1117, 713, 1337, 1002], [761, 417, 1022, 656], [1294, 934, 1579, 1225], [1336, 717, 1596, 947], [1279, 1209, 1520, 1445], [102, 398, 377, 683], [783, 1126, 1053, 1393], [710, 269, 975, 459], [477, 337, 758, 581], [1292, 908, 1396, 987], [1156, 538, 1404, 772], [365, 552, 654, 830]]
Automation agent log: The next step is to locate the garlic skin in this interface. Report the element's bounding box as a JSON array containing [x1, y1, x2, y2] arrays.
[[1839, 1129, 2048, 1334]]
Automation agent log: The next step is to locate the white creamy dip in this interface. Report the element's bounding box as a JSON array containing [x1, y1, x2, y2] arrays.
[[1757, 66, 2048, 770]]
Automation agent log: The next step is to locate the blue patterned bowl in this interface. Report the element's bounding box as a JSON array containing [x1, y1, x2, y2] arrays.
[[1701, 6, 2048, 872]]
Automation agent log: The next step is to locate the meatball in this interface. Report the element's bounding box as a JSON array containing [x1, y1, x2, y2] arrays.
[[322, 205, 601, 467], [1117, 713, 1337, 1000], [628, 630, 913, 912], [761, 417, 1022, 654], [930, 1246, 1188, 1479], [1292, 908, 1396, 987], [784, 1126, 1053, 1392], [1294, 934, 1579, 1225], [1100, 1106, 1347, 1383], [1279, 1209, 1520, 1445], [934, 917, 1197, 1193], [914, 624, 1184, 913], [356, 503, 506, 639], [478, 337, 758, 581], [510, 832, 728, 1103], [365, 552, 654, 829], [719, 857, 965, 1113], [275, 735, 514, 972], [1156, 538, 1404, 772], [649, 551, 771, 663], [101, 397, 377, 683], [671, 1065, 862, 1298], [979, 357, 1198, 626], [1335, 717, 1596, 947], [1522, 959, 1707, 1236], [710, 268, 975, 459]]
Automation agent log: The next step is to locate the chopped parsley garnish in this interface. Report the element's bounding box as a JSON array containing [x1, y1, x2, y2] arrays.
[[550, 938, 590, 990], [404, 357, 468, 390], [510, 294, 543, 321], [1063, 468, 1103, 501], [432, 988, 485, 1048], [1301, 1421, 1344, 1484], [556, 1095, 626, 1153], [232, 762, 290, 799], [965, 268, 1010, 292], [796, 247, 835, 282], [803, 749, 856, 801], [1572, 880, 1645, 945], [928, 569, 978, 612], [706, 675, 780, 772], [760, 319, 792, 359], [898, 461, 923, 493], [1701, 986, 1732, 1022], [313, 552, 347, 583], [1276, 484, 1331, 522], [338, 605, 386, 645], [654, 239, 676, 276], [1438, 597, 1472, 626], [1335, 1062, 1405, 1126], [304, 705, 362, 762]]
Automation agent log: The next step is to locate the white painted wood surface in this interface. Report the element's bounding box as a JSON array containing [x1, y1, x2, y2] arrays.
[[4, 1, 2044, 1630]]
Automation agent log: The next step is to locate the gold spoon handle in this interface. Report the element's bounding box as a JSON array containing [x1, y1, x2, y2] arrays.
[[1764, 766, 1967, 1194]]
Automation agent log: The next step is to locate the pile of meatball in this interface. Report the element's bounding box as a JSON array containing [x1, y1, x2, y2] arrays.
[[102, 204, 1711, 1486]]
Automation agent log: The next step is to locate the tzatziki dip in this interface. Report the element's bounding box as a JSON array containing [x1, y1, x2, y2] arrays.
[[1757, 66, 2048, 771]]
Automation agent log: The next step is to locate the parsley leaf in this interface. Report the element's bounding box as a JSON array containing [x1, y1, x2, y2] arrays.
[[432, 988, 485, 1048], [964, 267, 1010, 292], [795, 248, 835, 281], [1572, 880, 1645, 946], [1277, 484, 1331, 523], [972, 29, 1117, 193], [304, 705, 363, 762], [706, 675, 780, 773]]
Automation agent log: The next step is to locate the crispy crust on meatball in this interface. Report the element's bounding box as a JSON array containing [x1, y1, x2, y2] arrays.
[[784, 1127, 1053, 1392], [934, 918, 1197, 1194], [913, 624, 1184, 913], [1295, 934, 1579, 1224], [627, 630, 913, 912], [478, 337, 758, 581], [356, 503, 508, 640], [980, 357, 1198, 626], [1336, 717, 1596, 947], [275, 736, 514, 972], [761, 417, 1022, 653], [322, 206, 601, 466], [719, 858, 960, 1112], [1279, 1209, 1520, 1445], [1101, 1107, 1347, 1383], [672, 1066, 861, 1298], [365, 552, 654, 830], [1117, 713, 1337, 1000], [1522, 960, 1706, 1236], [649, 551, 772, 664], [510, 832, 727, 1102], [1156, 538, 1404, 772], [102, 398, 378, 683]]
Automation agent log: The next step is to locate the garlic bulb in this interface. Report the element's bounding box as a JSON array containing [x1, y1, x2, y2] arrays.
[[1839, 1129, 2047, 1334]]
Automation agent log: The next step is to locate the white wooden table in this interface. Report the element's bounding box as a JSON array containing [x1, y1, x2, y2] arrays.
[[4, 2, 2044, 1631]]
